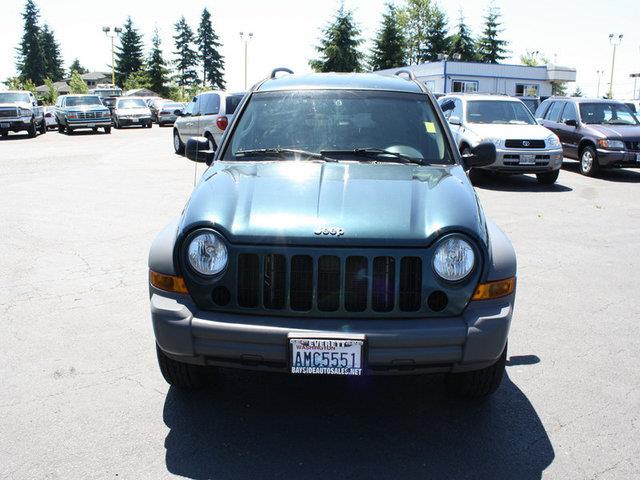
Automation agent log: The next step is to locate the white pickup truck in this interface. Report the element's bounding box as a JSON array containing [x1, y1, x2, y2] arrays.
[[0, 90, 46, 138]]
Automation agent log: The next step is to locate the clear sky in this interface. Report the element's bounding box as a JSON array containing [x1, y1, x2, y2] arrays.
[[1, 0, 639, 98]]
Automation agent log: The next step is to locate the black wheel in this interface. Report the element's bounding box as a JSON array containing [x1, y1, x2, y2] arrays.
[[58, 123, 65, 133], [446, 344, 507, 399], [113, 117, 119, 129], [39, 119, 47, 134], [104, 126, 111, 134], [27, 121, 37, 138], [536, 169, 560, 185], [580, 146, 600, 177], [173, 129, 185, 154], [1, 130, 8, 137], [92, 127, 98, 133], [147, 121, 153, 128], [156, 344, 206, 390], [67, 127, 74, 135]]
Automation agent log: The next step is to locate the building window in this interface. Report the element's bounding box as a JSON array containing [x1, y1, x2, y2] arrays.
[[451, 80, 478, 93], [515, 84, 539, 97]]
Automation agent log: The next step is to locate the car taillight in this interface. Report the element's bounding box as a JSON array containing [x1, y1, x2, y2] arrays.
[[216, 116, 228, 130]]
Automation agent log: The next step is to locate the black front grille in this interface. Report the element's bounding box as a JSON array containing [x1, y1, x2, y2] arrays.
[[0, 109, 18, 118], [505, 139, 546, 149], [235, 253, 423, 314], [625, 141, 640, 152]]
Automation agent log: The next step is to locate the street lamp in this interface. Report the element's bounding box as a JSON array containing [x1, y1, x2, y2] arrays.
[[103, 26, 122, 86], [608, 34, 623, 99], [596, 70, 604, 97], [239, 32, 253, 90]]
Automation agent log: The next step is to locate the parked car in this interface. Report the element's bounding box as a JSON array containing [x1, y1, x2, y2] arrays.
[[149, 69, 516, 399], [173, 91, 245, 153], [43, 106, 57, 129], [535, 97, 640, 176], [439, 94, 563, 184], [0, 90, 46, 138], [152, 100, 185, 126], [101, 96, 117, 113], [112, 97, 153, 129], [54, 94, 111, 134], [89, 85, 122, 99]]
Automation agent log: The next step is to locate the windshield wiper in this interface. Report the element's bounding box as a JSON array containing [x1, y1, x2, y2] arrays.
[[235, 148, 337, 162], [320, 148, 424, 165]]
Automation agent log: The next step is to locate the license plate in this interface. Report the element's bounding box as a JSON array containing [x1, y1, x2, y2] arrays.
[[636, 153, 640, 163], [290, 338, 363, 375], [0, 122, 9, 128], [135, 118, 141, 123], [520, 154, 536, 165]]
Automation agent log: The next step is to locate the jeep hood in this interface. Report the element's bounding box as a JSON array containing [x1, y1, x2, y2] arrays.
[[469, 123, 552, 140], [180, 161, 486, 247], [585, 124, 640, 140]]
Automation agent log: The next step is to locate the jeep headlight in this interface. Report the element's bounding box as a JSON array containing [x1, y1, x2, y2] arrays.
[[481, 138, 503, 148], [433, 237, 475, 282], [186, 230, 228, 276], [598, 139, 625, 150], [546, 134, 561, 148], [19, 107, 32, 117]]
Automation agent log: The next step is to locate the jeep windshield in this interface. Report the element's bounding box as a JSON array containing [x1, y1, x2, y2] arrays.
[[0, 92, 30, 103], [65, 96, 103, 107], [223, 90, 452, 164], [579, 103, 639, 125], [466, 100, 536, 125]]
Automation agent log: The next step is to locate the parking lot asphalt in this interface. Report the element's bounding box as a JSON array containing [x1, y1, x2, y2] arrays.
[[1, 126, 639, 479]]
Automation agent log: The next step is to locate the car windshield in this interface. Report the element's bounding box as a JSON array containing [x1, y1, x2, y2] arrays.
[[66, 96, 103, 107], [117, 98, 147, 108], [0, 92, 30, 103], [579, 103, 639, 125], [466, 100, 536, 125], [224, 90, 452, 164]]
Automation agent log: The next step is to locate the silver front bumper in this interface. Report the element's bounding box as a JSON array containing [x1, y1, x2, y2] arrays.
[[483, 148, 563, 172]]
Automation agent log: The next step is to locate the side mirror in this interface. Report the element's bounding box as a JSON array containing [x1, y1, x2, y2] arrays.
[[564, 119, 578, 127], [37, 99, 44, 106], [462, 142, 496, 171], [173, 109, 182, 116], [186, 137, 215, 165], [449, 115, 462, 126], [440, 99, 455, 112]]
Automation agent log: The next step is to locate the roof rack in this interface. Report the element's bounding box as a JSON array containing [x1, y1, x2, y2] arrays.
[[395, 69, 417, 81], [270, 67, 294, 79]]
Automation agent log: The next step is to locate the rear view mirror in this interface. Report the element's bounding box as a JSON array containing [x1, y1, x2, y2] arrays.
[[440, 99, 455, 112], [564, 119, 578, 127], [449, 115, 461, 126], [173, 109, 183, 116], [186, 137, 215, 165], [462, 142, 496, 171]]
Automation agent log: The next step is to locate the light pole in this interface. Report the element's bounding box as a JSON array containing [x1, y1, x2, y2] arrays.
[[608, 34, 623, 99], [596, 70, 604, 97], [102, 26, 122, 86], [239, 32, 253, 90]]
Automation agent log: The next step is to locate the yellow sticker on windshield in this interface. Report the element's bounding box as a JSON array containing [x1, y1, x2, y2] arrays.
[[424, 122, 436, 133]]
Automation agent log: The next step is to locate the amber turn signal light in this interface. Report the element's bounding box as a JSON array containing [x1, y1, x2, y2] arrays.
[[471, 277, 516, 301], [149, 270, 189, 294]]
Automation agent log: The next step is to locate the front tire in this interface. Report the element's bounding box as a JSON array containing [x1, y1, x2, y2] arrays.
[[173, 129, 185, 154], [27, 121, 37, 138], [156, 344, 206, 390], [39, 119, 47, 134], [580, 146, 600, 177], [536, 169, 559, 185], [446, 344, 507, 399], [58, 123, 65, 133], [104, 126, 111, 134]]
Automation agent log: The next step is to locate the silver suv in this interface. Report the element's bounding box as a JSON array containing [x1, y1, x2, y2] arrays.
[[173, 91, 245, 154], [439, 94, 563, 184]]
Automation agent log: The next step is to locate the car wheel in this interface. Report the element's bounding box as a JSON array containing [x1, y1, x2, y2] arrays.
[[445, 344, 507, 399], [580, 146, 600, 177], [113, 117, 119, 129], [58, 123, 65, 133], [147, 122, 153, 128], [27, 121, 37, 138], [92, 127, 98, 133], [67, 127, 74, 135], [39, 119, 47, 134], [173, 130, 185, 154], [156, 344, 207, 390], [1, 130, 8, 137], [536, 169, 560, 185], [104, 126, 111, 134]]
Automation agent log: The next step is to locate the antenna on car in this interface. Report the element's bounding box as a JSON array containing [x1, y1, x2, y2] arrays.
[[270, 67, 294, 79], [395, 69, 417, 81]]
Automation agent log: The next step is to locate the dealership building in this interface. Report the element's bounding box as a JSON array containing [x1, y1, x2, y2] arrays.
[[378, 61, 576, 97]]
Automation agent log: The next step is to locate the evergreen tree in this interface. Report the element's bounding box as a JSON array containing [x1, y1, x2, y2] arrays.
[[173, 16, 199, 87], [370, 3, 405, 70], [423, 3, 449, 62], [571, 86, 583, 97], [147, 28, 170, 96], [477, 5, 508, 64], [310, 5, 363, 72], [69, 58, 88, 75], [448, 13, 476, 61], [16, 0, 46, 85], [40, 23, 65, 81], [114, 17, 145, 86], [552, 82, 567, 96], [396, 0, 431, 64], [123, 71, 151, 92], [69, 71, 88, 94], [197, 8, 225, 89]]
